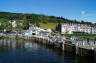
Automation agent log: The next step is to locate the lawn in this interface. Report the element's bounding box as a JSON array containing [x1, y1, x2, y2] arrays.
[[78, 35, 96, 39], [39, 23, 57, 30]]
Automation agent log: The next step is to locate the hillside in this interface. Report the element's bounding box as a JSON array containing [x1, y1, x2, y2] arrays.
[[0, 12, 95, 30]]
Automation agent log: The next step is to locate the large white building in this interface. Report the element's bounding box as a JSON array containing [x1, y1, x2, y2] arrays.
[[56, 23, 96, 34], [9, 20, 23, 28]]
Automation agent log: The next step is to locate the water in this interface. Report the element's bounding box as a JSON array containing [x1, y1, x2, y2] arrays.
[[0, 38, 94, 63]]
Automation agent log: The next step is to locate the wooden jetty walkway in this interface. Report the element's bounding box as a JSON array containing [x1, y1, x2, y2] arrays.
[[1, 34, 96, 60], [19, 35, 96, 59]]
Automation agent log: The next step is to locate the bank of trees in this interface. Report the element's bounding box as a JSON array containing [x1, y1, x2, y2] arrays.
[[0, 18, 12, 30]]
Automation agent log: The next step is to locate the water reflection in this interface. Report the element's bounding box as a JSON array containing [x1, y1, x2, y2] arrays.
[[0, 38, 95, 63], [45, 46, 95, 63], [0, 39, 38, 49]]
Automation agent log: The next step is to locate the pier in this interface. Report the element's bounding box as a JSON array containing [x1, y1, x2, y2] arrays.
[[18, 34, 96, 59], [0, 34, 96, 60]]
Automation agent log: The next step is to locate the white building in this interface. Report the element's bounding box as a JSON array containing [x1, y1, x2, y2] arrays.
[[9, 20, 17, 28], [9, 20, 23, 28], [24, 25, 52, 36], [56, 23, 96, 34]]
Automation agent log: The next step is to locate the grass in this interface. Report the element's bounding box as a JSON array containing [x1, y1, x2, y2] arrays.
[[39, 23, 57, 30], [63, 34, 96, 39], [65, 34, 96, 39], [78, 35, 96, 39], [51, 33, 96, 39]]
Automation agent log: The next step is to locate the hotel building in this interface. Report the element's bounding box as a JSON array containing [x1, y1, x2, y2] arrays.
[[56, 23, 96, 34]]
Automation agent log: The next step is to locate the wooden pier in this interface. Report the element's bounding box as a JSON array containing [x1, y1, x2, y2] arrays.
[[1, 34, 96, 60]]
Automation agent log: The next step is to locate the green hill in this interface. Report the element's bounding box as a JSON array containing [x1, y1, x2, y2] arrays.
[[0, 12, 95, 30]]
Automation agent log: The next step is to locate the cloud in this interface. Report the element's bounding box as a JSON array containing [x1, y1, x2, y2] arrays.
[[81, 11, 86, 15]]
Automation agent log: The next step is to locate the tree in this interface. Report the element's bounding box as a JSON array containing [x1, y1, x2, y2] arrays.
[[0, 18, 12, 30], [22, 16, 29, 29]]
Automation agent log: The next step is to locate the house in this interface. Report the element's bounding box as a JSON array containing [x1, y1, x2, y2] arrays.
[[9, 20, 23, 28], [9, 20, 17, 28]]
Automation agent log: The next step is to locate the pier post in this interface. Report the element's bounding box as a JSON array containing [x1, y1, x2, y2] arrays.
[[62, 41, 65, 51], [64, 41, 76, 54]]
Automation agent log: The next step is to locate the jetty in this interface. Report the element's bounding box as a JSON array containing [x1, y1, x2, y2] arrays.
[[0, 33, 96, 60], [16, 34, 96, 59]]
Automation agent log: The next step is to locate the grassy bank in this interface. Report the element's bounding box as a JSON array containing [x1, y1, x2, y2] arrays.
[[39, 23, 57, 30], [51, 33, 96, 39], [64, 34, 96, 39], [78, 35, 96, 39]]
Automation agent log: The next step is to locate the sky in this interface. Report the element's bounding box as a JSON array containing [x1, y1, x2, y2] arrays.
[[0, 0, 96, 23]]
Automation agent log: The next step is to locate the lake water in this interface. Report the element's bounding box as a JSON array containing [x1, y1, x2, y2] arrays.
[[0, 38, 94, 63]]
